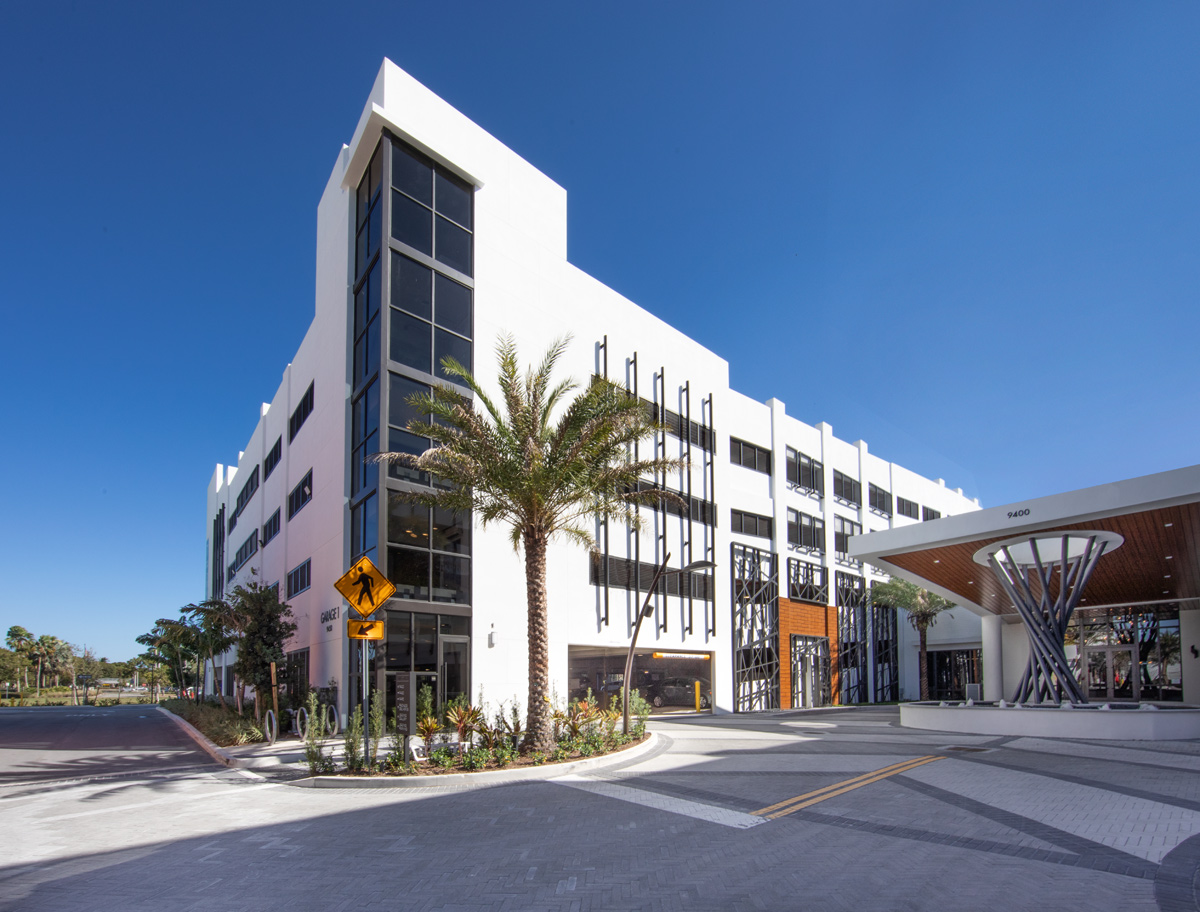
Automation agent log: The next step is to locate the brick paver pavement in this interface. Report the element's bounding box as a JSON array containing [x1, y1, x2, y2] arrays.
[[1, 706, 1198, 911]]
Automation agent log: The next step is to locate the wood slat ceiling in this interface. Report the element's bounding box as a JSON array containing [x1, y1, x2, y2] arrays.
[[883, 502, 1200, 616]]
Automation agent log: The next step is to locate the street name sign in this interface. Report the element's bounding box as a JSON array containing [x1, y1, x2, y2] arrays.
[[334, 555, 395, 618]]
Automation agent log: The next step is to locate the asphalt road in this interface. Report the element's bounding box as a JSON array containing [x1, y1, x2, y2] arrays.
[[0, 704, 217, 785], [2, 707, 1199, 911]]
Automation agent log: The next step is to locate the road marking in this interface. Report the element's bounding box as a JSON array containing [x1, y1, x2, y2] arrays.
[[753, 755, 944, 819], [554, 775, 764, 829]]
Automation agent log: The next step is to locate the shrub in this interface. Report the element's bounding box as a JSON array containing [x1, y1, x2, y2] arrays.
[[429, 747, 457, 769], [303, 692, 333, 776], [460, 746, 490, 771], [343, 706, 365, 772], [161, 699, 265, 747]]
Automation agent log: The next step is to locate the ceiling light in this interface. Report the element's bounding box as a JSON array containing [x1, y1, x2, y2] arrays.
[[933, 559, 940, 563], [1165, 575, 1171, 579], [1165, 522, 1174, 527], [1166, 556, 1174, 560]]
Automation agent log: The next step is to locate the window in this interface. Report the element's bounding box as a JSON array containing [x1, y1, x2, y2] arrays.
[[350, 380, 379, 496], [391, 141, 474, 277], [287, 470, 313, 520], [786, 448, 823, 494], [262, 509, 281, 546], [355, 145, 383, 280], [923, 506, 942, 522], [589, 555, 713, 601], [353, 259, 382, 390], [386, 492, 471, 604], [389, 252, 472, 383], [289, 383, 315, 443], [787, 509, 825, 552], [263, 437, 282, 480], [234, 466, 259, 518], [286, 559, 311, 598], [897, 496, 919, 520], [351, 491, 378, 562], [228, 529, 258, 579], [832, 470, 861, 507], [834, 515, 862, 558], [868, 483, 892, 516], [387, 373, 432, 486], [731, 509, 772, 538], [730, 437, 772, 475]]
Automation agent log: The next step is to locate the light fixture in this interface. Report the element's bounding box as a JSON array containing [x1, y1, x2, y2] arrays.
[[1166, 556, 1174, 560], [1165, 522, 1174, 528], [933, 559, 940, 564], [1165, 575, 1171, 579]]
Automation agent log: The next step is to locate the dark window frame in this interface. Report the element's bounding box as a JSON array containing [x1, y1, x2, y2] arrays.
[[832, 470, 862, 507], [730, 437, 772, 476], [286, 559, 311, 599], [289, 383, 315, 443], [731, 508, 773, 539], [897, 496, 920, 520], [263, 437, 283, 481], [287, 470, 313, 520], [868, 483, 892, 517], [785, 448, 824, 495]]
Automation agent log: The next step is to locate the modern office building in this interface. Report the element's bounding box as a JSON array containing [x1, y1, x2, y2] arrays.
[[204, 60, 981, 720]]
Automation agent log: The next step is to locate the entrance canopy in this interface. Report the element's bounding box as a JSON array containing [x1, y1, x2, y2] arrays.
[[849, 464, 1200, 619]]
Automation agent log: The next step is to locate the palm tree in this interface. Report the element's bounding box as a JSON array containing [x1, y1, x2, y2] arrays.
[[374, 336, 684, 752], [5, 626, 32, 691], [187, 599, 240, 710], [869, 578, 955, 701]]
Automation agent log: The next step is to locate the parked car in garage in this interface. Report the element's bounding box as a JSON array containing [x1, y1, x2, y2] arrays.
[[645, 676, 711, 709]]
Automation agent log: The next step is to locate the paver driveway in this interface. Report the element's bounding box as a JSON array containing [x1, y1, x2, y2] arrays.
[[2, 705, 1199, 911]]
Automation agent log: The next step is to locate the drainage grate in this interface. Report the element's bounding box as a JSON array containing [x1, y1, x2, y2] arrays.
[[942, 746, 991, 753]]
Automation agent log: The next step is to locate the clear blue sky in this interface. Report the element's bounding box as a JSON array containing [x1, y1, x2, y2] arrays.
[[1, 2, 1197, 661]]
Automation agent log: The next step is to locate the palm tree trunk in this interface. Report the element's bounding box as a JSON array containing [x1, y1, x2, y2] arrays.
[[210, 653, 227, 710], [918, 626, 929, 701], [36, 658, 42, 698], [523, 530, 554, 753]]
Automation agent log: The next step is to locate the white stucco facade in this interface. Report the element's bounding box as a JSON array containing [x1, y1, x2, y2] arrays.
[[205, 60, 981, 719]]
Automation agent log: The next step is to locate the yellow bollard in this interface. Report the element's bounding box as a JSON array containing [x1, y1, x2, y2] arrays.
[[695, 680, 701, 712]]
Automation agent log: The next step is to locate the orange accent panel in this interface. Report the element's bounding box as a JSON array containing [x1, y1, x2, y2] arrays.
[[778, 597, 838, 708]]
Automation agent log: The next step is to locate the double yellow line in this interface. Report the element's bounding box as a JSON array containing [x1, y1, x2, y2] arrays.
[[752, 755, 944, 820]]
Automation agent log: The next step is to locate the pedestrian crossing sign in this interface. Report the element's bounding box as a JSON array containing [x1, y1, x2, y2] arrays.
[[334, 556, 395, 618]]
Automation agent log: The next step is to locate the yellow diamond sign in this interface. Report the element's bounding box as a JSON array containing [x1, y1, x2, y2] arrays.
[[334, 556, 395, 618], [347, 619, 385, 640]]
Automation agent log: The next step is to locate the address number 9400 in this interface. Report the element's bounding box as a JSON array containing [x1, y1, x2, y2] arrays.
[[1007, 508, 1030, 519]]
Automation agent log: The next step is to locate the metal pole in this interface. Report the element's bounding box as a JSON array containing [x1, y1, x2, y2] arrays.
[[624, 551, 671, 735], [361, 638, 369, 766]]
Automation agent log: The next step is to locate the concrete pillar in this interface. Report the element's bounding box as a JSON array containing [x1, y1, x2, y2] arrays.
[[982, 614, 1003, 702]]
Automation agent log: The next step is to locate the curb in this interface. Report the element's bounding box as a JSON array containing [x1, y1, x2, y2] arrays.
[[156, 706, 237, 768], [291, 731, 660, 789]]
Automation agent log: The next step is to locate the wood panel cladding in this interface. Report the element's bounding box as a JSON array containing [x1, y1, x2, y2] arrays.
[[778, 597, 839, 709]]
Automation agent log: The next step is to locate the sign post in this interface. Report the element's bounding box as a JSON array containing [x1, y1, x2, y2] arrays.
[[334, 556, 395, 769]]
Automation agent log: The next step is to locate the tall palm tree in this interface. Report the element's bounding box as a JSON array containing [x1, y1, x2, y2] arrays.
[[869, 578, 955, 701], [5, 626, 32, 691], [375, 336, 684, 751]]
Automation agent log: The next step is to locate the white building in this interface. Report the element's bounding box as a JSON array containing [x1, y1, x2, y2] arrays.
[[205, 60, 981, 720]]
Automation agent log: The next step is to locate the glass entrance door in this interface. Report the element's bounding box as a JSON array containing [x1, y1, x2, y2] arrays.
[[439, 636, 469, 706], [1081, 646, 1139, 701], [791, 635, 831, 709]]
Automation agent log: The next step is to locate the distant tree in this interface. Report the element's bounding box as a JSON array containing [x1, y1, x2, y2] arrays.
[[5, 626, 33, 690], [230, 578, 296, 722], [53, 642, 78, 705], [0, 648, 21, 695], [869, 578, 955, 701]]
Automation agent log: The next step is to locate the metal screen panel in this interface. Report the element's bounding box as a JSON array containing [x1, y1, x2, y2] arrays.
[[732, 543, 779, 712]]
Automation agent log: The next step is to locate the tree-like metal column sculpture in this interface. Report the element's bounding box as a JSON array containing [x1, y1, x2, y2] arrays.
[[973, 531, 1123, 705]]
